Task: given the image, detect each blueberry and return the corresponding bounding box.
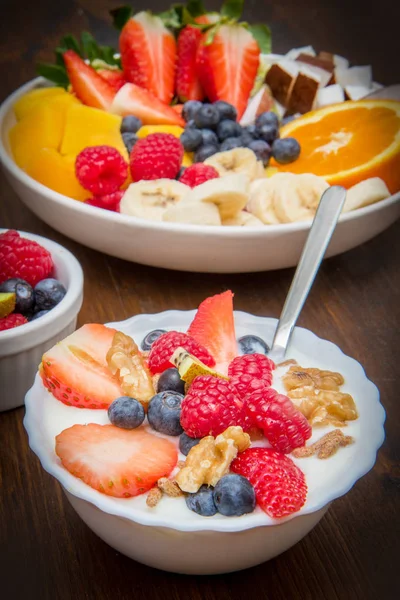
[200,129,219,147]
[271,138,301,164]
[147,391,184,436]
[213,474,256,516]
[29,309,50,321]
[0,278,34,315]
[245,124,258,138]
[121,115,142,134]
[34,278,66,311]
[194,104,220,129]
[255,111,279,129]
[238,334,270,355]
[216,120,242,142]
[122,132,138,154]
[185,119,196,129]
[180,129,203,152]
[179,432,201,456]
[220,137,244,152]
[108,396,145,429]
[186,485,218,516]
[240,131,254,147]
[157,368,185,395]
[281,115,297,127]
[182,100,203,122]
[213,100,237,122]
[248,140,271,166]
[194,144,219,163]
[257,124,279,144]
[141,329,167,351]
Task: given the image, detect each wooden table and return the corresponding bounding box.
[1,1,399,598]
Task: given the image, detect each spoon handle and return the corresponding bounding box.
[270,186,346,362]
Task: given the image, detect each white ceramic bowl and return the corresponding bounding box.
[0,230,83,411]
[1,78,400,273]
[23,310,385,574]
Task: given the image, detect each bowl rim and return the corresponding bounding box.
[0,229,83,351]
[23,310,386,533]
[1,76,399,238]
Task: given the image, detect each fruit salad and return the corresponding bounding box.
[8,0,399,225]
[0,230,67,330]
[39,291,358,521]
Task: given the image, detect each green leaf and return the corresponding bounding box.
[98,46,121,68]
[248,23,272,54]
[220,0,244,20]
[110,5,133,30]
[81,31,101,62]
[55,47,66,67]
[186,0,206,17]
[59,34,82,56]
[36,63,70,88]
[204,24,220,45]
[158,7,182,30]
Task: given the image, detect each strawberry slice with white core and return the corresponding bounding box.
[56,424,178,497]
[120,11,176,105]
[111,83,184,126]
[63,50,116,110]
[196,24,260,119]
[41,324,123,409]
[187,290,238,374]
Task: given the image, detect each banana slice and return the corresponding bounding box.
[204,148,265,181]
[222,211,264,226]
[246,177,282,224]
[342,177,390,213]
[272,173,330,223]
[120,180,190,221]
[162,201,221,225]
[188,173,250,220]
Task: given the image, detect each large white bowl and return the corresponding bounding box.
[23,310,385,574]
[0,230,83,411]
[1,78,400,273]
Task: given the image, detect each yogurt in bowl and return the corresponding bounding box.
[23,293,385,574]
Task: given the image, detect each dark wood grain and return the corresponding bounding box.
[0,1,399,598]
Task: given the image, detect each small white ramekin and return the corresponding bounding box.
[0,230,83,411]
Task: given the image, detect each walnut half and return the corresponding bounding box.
[175,426,251,493]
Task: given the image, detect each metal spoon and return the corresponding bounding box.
[269,186,346,363]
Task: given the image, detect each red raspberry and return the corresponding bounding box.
[85,190,124,211]
[179,164,219,187]
[0,313,28,331]
[148,331,215,374]
[75,146,128,195]
[245,388,312,453]
[0,230,53,287]
[130,133,184,182]
[231,447,307,518]
[180,375,244,437]
[229,353,275,402]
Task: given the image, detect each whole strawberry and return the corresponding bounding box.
[176,25,205,102]
[0,230,53,287]
[180,375,244,438]
[245,387,312,453]
[130,133,184,182]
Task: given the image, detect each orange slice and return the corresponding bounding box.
[274,100,400,194]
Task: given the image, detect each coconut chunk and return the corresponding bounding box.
[316,84,345,107]
[333,54,350,70]
[265,61,299,105]
[335,65,372,89]
[286,46,316,60]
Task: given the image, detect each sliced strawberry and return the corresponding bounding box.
[97,68,127,92]
[63,50,115,110]
[196,24,260,119]
[176,26,205,102]
[120,11,176,105]
[111,82,184,126]
[56,424,178,498]
[187,290,238,374]
[41,324,123,409]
